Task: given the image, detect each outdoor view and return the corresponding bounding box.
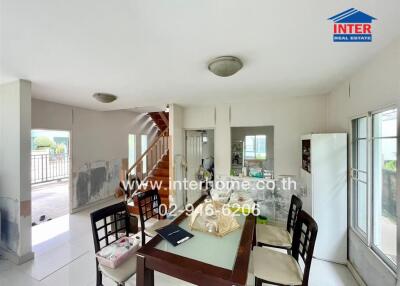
[245,135,267,160]
[373,109,397,265]
[31,129,70,226]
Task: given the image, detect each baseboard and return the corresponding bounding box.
[70,195,120,214]
[347,261,367,286]
[0,248,34,265]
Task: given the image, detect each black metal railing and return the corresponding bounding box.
[31,153,70,184]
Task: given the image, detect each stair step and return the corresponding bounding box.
[157,161,169,168]
[139,185,169,196]
[147,175,169,182]
[152,168,169,176]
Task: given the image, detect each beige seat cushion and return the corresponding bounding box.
[99,254,136,283]
[256,224,292,248]
[252,246,303,285]
[145,219,171,237]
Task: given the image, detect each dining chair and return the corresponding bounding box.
[252,210,318,286]
[90,202,136,286]
[136,188,170,246]
[256,195,302,252]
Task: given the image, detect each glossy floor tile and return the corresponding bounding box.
[0,198,360,286]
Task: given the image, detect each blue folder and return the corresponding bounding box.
[155,224,194,246]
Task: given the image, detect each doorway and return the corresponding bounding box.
[185,129,214,204]
[31,129,71,226]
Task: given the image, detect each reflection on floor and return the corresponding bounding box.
[31,180,69,225]
[0,198,360,286]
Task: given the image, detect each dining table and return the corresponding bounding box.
[136,195,256,286]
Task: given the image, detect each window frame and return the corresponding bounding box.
[350,114,370,243]
[350,106,398,271]
[370,107,398,270]
[128,134,136,171]
[141,134,148,174]
[244,134,267,160]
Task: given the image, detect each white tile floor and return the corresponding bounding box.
[0,198,360,286]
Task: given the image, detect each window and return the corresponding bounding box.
[351,117,368,236]
[128,134,136,170]
[245,135,267,160]
[141,135,148,174]
[351,108,398,269]
[372,109,397,266]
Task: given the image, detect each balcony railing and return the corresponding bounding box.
[31,153,70,184]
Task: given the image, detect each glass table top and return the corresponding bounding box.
[155,214,246,270]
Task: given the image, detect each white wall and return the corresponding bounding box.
[32,99,158,211]
[0,80,33,263]
[326,38,400,286]
[169,104,185,207]
[180,95,327,177]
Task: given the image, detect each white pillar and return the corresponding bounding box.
[169,104,184,208]
[0,79,34,264]
[214,104,231,177]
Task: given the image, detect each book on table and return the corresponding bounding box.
[155,224,194,246]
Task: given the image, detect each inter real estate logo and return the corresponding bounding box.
[328,8,376,42]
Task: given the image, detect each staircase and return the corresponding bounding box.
[120,113,170,215]
[148,111,169,132]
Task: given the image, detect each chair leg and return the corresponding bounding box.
[255,277,262,286]
[141,230,146,246]
[96,269,103,286]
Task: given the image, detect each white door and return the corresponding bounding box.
[186,131,203,204]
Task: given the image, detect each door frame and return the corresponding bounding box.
[184,128,215,204]
[31,128,73,215]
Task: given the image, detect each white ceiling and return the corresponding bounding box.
[1,1,399,111]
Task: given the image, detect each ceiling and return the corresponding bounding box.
[1,1,399,111]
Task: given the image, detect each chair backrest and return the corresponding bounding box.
[291,210,318,286]
[286,195,303,236]
[136,188,162,229]
[90,202,130,253]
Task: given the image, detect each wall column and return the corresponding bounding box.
[0,79,34,264]
[214,104,231,177]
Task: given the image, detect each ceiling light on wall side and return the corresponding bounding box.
[208,56,243,77]
[93,93,118,103]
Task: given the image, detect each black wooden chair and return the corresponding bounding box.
[90,202,137,286]
[252,210,318,286]
[136,188,170,246]
[256,195,302,252]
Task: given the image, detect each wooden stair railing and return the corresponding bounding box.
[119,129,169,215]
[126,129,169,182]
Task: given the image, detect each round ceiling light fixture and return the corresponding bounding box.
[93,93,118,103]
[208,56,243,77]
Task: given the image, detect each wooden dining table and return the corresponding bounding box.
[136,195,256,286]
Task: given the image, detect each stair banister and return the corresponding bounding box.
[127,129,168,177]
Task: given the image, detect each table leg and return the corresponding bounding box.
[136,254,154,286]
[252,218,256,249]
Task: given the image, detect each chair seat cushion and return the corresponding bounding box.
[252,246,303,285]
[256,224,292,248]
[145,219,171,237]
[99,254,137,283]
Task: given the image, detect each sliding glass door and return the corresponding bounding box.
[372,108,397,267]
[351,116,368,237]
[351,107,398,270]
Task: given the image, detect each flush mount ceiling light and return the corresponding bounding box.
[93,93,118,103]
[208,56,243,77]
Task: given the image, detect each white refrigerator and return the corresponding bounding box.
[300,133,347,264]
